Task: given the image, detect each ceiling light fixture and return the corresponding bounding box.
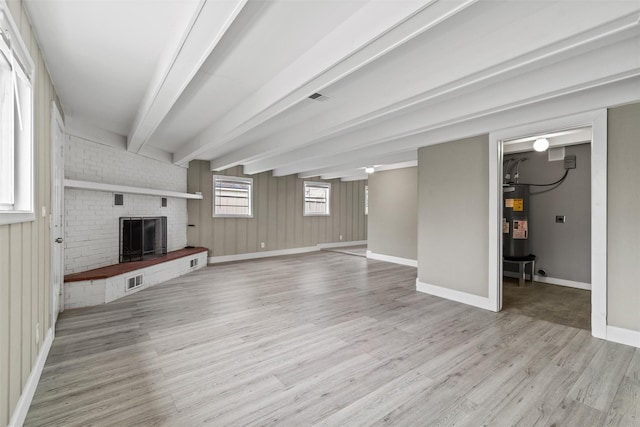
[533,138,549,152]
[365,166,375,174]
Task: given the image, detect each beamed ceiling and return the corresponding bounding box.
[24,0,640,180]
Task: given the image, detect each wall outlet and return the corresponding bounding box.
[260,242,265,249]
[339,235,343,241]
[35,323,40,345]
[555,215,566,223]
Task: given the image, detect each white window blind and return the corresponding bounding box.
[213,175,253,217]
[304,182,330,216]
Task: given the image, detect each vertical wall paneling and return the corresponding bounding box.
[0,225,8,426]
[188,162,367,258]
[0,1,61,424]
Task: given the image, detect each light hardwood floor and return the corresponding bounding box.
[25,251,639,426]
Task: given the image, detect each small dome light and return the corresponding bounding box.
[533,138,549,152]
[365,167,375,174]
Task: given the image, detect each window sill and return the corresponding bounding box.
[0,211,36,226]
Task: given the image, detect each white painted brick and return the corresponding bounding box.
[64,136,188,274]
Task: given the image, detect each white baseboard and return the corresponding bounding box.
[209,241,368,264]
[416,279,495,311]
[9,328,54,427]
[209,246,318,264]
[318,240,367,249]
[366,251,417,267]
[503,271,591,290]
[606,325,640,349]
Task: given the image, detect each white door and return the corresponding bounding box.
[51,102,64,325]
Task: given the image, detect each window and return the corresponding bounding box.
[0,7,34,225]
[304,181,330,216]
[365,185,368,215]
[213,175,253,217]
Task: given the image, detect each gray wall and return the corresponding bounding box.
[0,1,61,424]
[368,167,417,261]
[504,144,591,283]
[608,103,640,332]
[187,162,367,256]
[417,135,489,297]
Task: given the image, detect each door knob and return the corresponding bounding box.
[55,237,63,243]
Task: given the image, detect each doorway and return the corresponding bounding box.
[488,110,607,339]
[501,131,591,329]
[50,102,64,326]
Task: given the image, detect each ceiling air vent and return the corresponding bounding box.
[308,92,328,101]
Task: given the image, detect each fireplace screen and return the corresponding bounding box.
[119,217,167,262]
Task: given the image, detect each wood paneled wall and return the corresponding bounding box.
[187,162,367,257]
[0,1,61,425]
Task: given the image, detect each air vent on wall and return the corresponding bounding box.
[190,258,198,268]
[126,274,143,291]
[114,193,124,206]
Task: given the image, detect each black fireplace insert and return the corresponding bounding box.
[119,216,167,262]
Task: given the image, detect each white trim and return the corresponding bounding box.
[8,327,54,427]
[209,241,368,263]
[489,109,608,340]
[63,179,202,200]
[50,101,64,328]
[209,246,319,264]
[606,326,640,349]
[366,250,417,267]
[318,240,367,249]
[503,271,591,290]
[212,174,253,218]
[303,181,331,216]
[416,279,495,312]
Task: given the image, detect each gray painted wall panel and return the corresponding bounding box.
[418,135,489,297]
[0,1,60,422]
[504,144,591,283]
[607,103,640,331]
[188,163,367,256]
[368,167,418,261]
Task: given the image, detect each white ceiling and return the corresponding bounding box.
[24,0,640,180]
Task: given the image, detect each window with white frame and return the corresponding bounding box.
[213,175,253,217]
[304,182,330,216]
[0,7,34,225]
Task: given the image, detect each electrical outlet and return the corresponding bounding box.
[556,215,566,223]
[35,323,40,345]
[339,235,343,241]
[260,242,265,249]
[564,155,576,170]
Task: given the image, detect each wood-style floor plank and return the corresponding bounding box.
[24,251,640,426]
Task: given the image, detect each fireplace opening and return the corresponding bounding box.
[120,217,167,262]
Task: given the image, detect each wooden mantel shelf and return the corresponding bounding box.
[64,179,203,200]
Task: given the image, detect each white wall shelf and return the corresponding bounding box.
[64,179,203,200]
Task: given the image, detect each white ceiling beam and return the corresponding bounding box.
[317,160,418,180]
[250,30,640,176]
[290,151,418,179]
[340,174,369,182]
[127,0,248,154]
[176,0,480,166]
[207,0,482,171]
[277,75,640,178]
[230,12,640,175]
